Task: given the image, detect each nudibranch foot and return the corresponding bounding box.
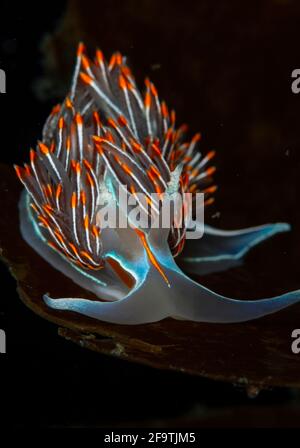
[42,222,300,325]
[43,257,300,325]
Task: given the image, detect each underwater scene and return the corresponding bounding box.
[1,0,300,431]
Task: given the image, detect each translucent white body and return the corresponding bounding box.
[20,190,300,324]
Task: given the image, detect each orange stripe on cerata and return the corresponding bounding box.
[38,215,50,228]
[106,257,135,289]
[206,150,216,160]
[80,190,86,206]
[130,139,143,153]
[46,183,53,197]
[205,166,216,176]
[65,97,73,109]
[92,225,100,237]
[202,185,218,194]
[30,203,39,214]
[29,149,36,163]
[95,144,104,156]
[77,42,85,57]
[144,91,151,108]
[109,53,116,70]
[144,77,151,89]
[115,52,122,65]
[161,101,169,118]
[80,250,95,264]
[107,117,117,129]
[93,111,102,126]
[38,142,49,155]
[51,104,61,115]
[121,65,132,79]
[79,71,93,85]
[118,74,127,90]
[58,117,65,129]
[75,161,81,175]
[150,82,158,97]
[24,164,31,176]
[86,171,94,187]
[192,132,201,143]
[71,191,77,208]
[189,184,197,193]
[95,49,104,64]
[49,141,55,153]
[134,228,170,287]
[83,214,89,229]
[122,163,133,176]
[118,115,128,127]
[47,241,59,251]
[66,136,71,151]
[75,113,83,126]
[204,197,215,206]
[105,131,115,143]
[81,54,91,71]
[151,143,162,157]
[170,110,176,125]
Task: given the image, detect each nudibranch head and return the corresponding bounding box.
[15,43,299,325]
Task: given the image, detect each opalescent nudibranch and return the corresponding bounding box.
[15,43,300,324]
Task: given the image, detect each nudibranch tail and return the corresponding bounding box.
[43,279,300,325]
[15,42,299,325]
[179,222,291,275]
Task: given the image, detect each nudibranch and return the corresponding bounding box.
[15,43,299,324]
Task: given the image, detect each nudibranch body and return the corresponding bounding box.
[15,43,299,324]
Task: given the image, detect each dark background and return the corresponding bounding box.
[1,0,299,428]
